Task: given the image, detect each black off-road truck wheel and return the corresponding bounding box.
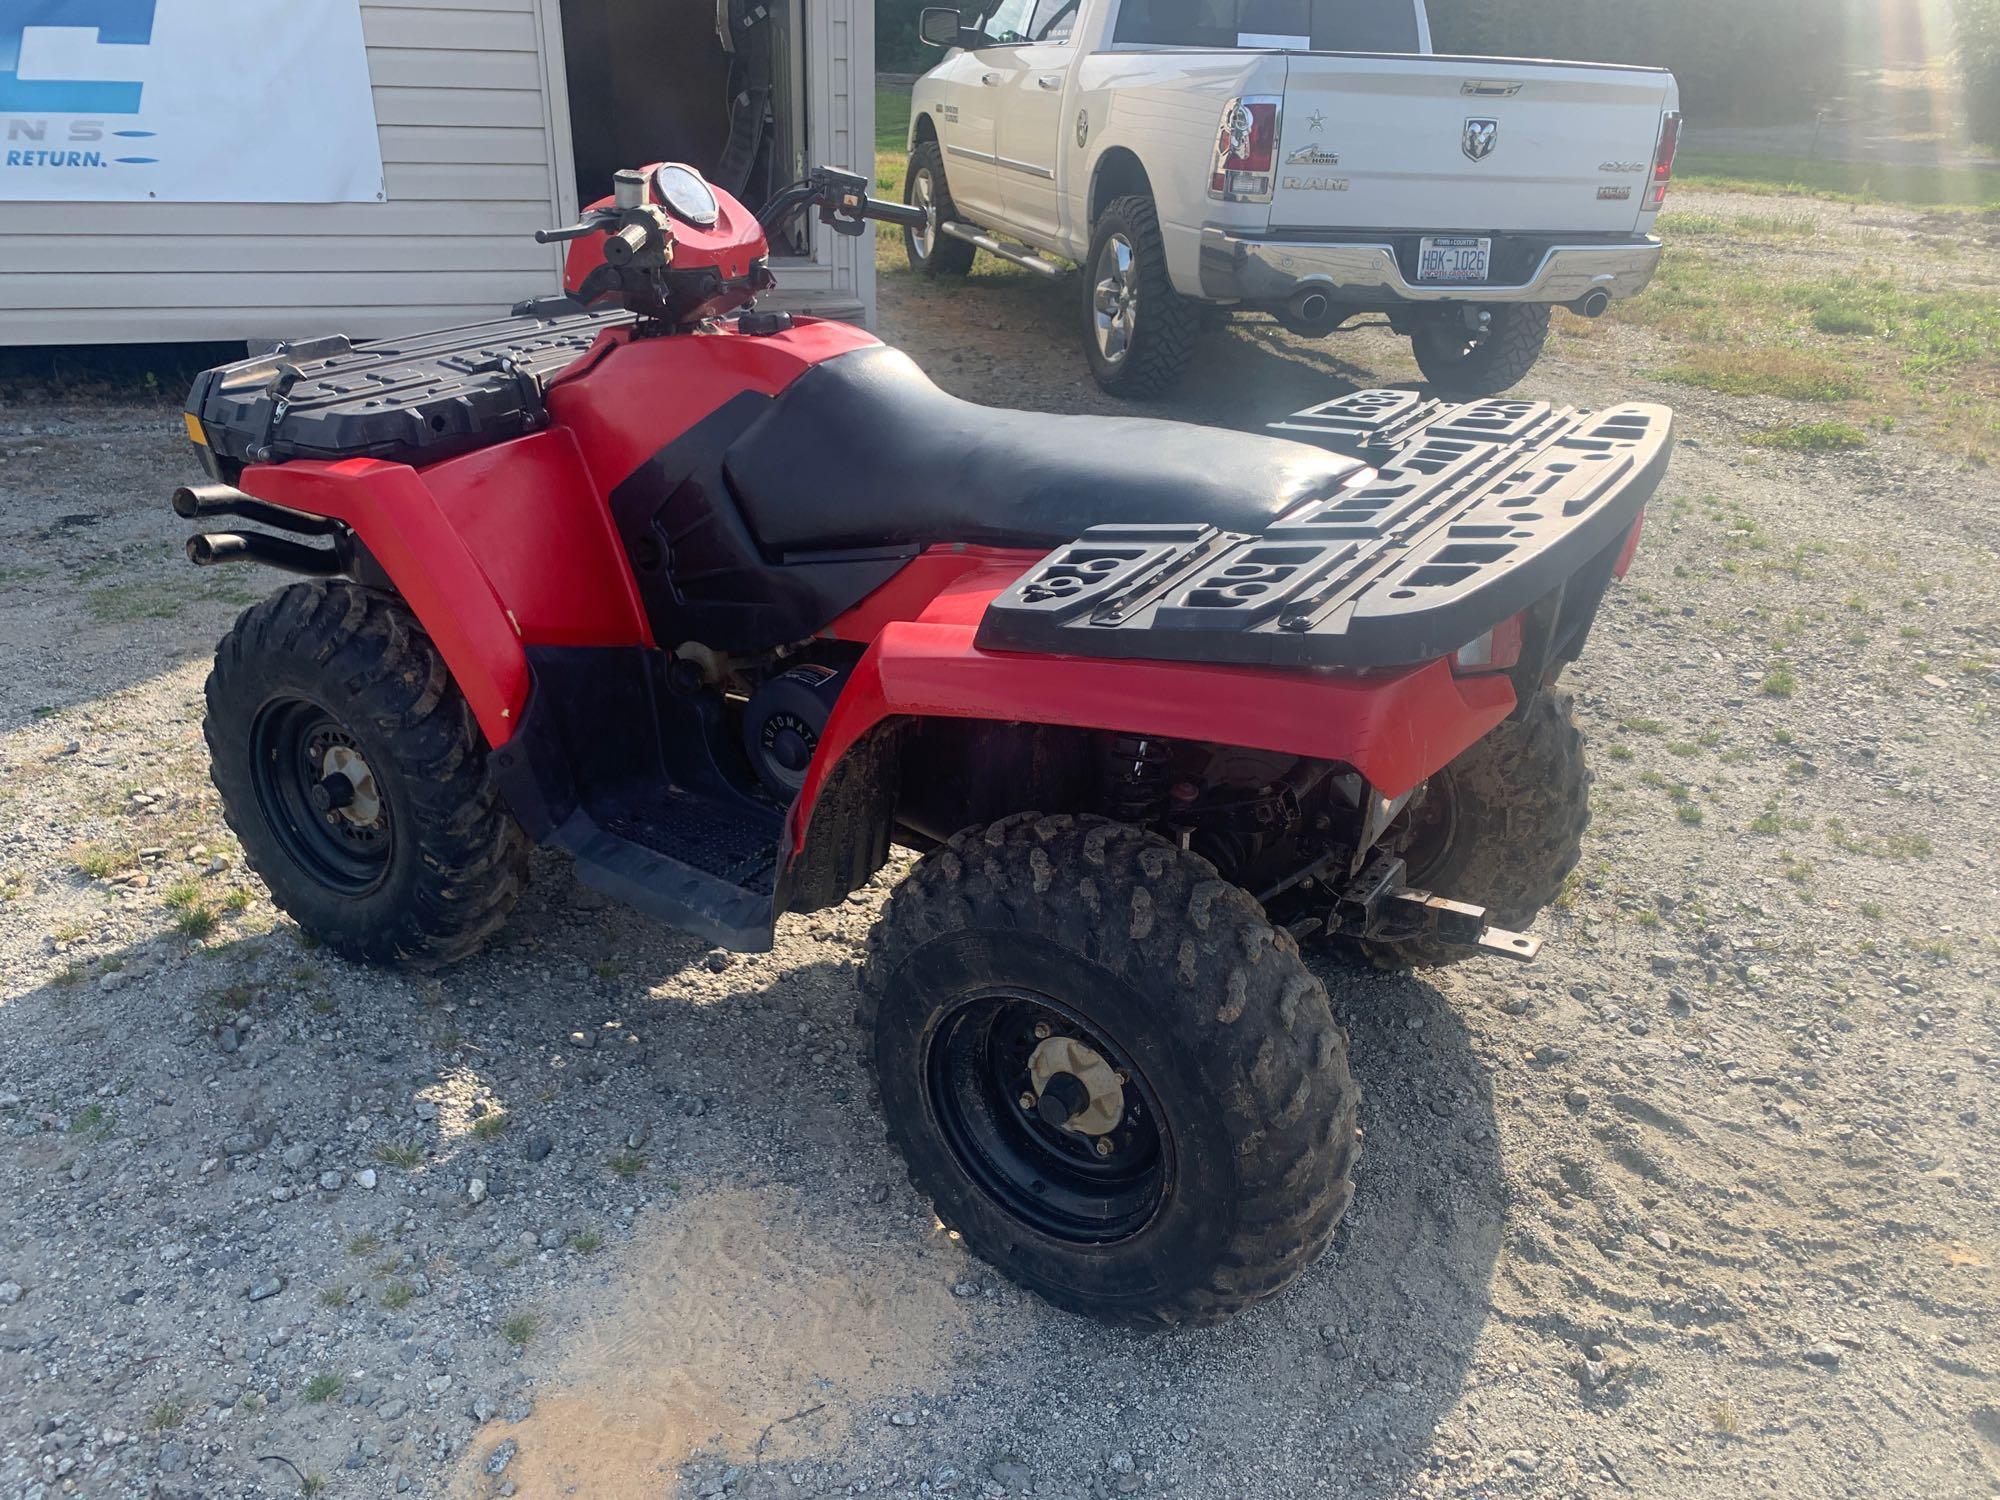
[204,581,528,968]
[904,141,975,278]
[860,814,1359,1326]
[1082,196,1201,398]
[1367,687,1591,970]
[1411,304,1552,398]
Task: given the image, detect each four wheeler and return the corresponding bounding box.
[174,158,1672,1326]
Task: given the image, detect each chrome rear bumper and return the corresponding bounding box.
[1198,231,1663,308]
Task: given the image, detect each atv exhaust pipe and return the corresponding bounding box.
[173,483,344,537]
[1576,289,1612,318]
[187,530,347,577]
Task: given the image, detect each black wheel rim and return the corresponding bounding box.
[924,988,1170,1245]
[249,697,393,897]
[1398,772,1462,889]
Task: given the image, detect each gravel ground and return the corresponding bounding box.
[1,187,1997,1500]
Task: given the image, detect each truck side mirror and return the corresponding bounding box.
[919,7,965,46]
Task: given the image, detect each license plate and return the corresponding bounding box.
[1417,235,1491,282]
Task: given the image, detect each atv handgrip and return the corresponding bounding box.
[601,223,651,266]
[534,223,598,244]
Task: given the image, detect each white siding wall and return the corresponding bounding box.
[0,0,875,345]
[0,0,569,346]
[757,0,875,322]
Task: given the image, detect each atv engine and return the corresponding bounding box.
[742,661,850,800]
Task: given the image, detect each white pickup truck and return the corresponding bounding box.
[902,0,1681,398]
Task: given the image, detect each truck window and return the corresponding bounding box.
[981,0,1037,43]
[1031,0,1080,40]
[1308,0,1419,50]
[1113,0,1419,51]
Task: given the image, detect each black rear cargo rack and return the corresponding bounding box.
[976,389,1672,670]
[185,307,636,479]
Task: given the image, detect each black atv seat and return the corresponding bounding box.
[723,346,1365,554]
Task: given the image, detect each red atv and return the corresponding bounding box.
[174,162,1670,1326]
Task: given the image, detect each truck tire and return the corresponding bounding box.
[903,141,975,278]
[1366,688,1590,970]
[1082,196,1201,398]
[860,814,1359,1326]
[1411,304,1552,398]
[204,581,528,969]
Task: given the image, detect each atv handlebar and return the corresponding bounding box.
[759,166,930,238]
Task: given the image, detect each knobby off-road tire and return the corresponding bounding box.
[1411,303,1552,398]
[205,581,528,968]
[903,141,975,278]
[1082,196,1201,398]
[860,814,1359,1326]
[1367,687,1590,970]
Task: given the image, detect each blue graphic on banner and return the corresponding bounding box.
[0,0,157,114]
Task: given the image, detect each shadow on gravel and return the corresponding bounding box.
[0,857,1503,1496]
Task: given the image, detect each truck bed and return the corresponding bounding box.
[975,389,1672,669]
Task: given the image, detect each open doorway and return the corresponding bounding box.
[557,0,811,257]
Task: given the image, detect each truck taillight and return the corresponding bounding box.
[1649,111,1682,209]
[1209,96,1280,203]
[1452,614,1525,676]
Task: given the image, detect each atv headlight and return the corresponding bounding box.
[654,164,719,227]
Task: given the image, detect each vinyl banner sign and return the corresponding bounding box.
[0,0,385,202]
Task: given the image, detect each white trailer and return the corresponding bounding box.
[0,0,877,346]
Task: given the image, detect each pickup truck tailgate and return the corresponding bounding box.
[1270,58,1674,234]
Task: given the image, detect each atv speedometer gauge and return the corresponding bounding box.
[654,164,719,227]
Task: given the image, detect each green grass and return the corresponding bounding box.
[375,1142,423,1169]
[570,1227,604,1254]
[1747,421,1870,453]
[1676,150,2000,210]
[1760,667,1800,698]
[1811,305,1878,336]
[172,904,218,939]
[501,1312,538,1349]
[1623,240,1999,461]
[149,1397,189,1431]
[1657,348,1865,402]
[876,87,912,189]
[469,1111,510,1143]
[1827,820,1934,860]
[303,1373,342,1404]
[380,1279,416,1311]
[609,1148,647,1179]
[74,845,130,879]
[161,878,204,911]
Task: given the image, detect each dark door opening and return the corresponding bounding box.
[558,0,809,256]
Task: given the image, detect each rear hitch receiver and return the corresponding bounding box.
[1331,853,1542,962]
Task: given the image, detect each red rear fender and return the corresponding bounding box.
[786,622,1515,856]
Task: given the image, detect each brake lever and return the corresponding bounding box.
[534,210,616,245]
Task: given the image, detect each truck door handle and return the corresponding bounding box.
[1036,74,1063,89]
[981,71,1001,85]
